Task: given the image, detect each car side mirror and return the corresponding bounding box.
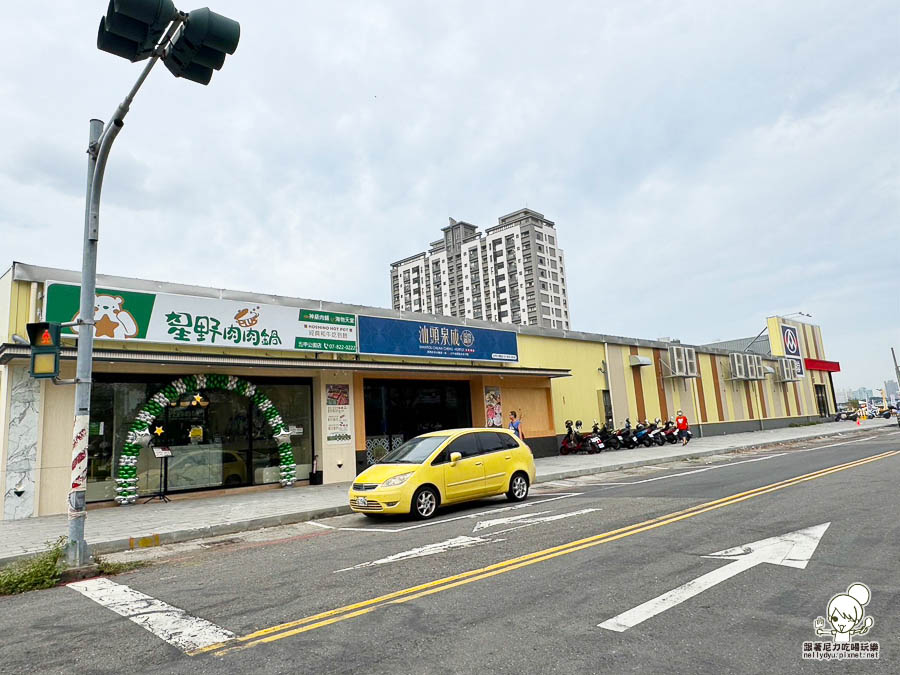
[450,451,462,465]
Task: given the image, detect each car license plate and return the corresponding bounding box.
[357,496,368,507]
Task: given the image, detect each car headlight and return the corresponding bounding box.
[382,472,414,488]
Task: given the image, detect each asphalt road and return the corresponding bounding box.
[1,428,898,674]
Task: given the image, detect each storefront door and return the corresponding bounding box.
[157,389,252,492]
[362,379,472,467]
[815,384,829,418]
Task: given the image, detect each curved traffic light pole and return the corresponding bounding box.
[67,16,185,567]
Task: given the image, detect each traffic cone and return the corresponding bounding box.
[856,418,861,426]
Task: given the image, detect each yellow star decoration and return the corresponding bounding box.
[154,426,164,436]
[192,393,204,405]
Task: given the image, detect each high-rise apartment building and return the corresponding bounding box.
[390,208,570,329]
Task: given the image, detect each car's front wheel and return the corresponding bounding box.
[506,472,529,502]
[412,486,439,519]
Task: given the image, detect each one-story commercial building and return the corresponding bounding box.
[0,262,840,519]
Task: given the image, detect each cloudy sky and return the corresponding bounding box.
[1,1,897,391]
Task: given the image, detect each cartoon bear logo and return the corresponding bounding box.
[72,295,138,339]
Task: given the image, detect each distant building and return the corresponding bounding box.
[389,208,570,330]
[849,387,873,401]
[885,380,899,397]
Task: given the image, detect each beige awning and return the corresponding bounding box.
[0,344,570,378]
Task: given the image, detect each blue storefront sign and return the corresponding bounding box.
[357,316,518,362]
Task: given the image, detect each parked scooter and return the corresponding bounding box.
[648,418,666,446]
[615,419,638,449]
[560,419,604,454]
[633,420,653,448]
[591,420,621,450]
[661,420,680,444]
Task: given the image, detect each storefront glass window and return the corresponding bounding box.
[87,375,313,501]
[87,380,162,502]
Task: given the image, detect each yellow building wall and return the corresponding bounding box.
[516,334,607,434]
[6,280,34,340]
[38,362,74,517]
[517,332,833,432]
[0,269,12,342]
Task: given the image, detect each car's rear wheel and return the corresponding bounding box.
[506,472,529,502]
[412,486,439,519]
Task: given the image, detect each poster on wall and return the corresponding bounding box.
[485,386,502,428]
[326,384,351,444]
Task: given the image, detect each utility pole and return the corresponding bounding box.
[65,0,240,567]
[892,348,900,391]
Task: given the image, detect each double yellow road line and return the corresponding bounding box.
[192,449,899,657]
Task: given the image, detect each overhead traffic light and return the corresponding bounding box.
[163,8,240,85]
[97,0,178,62]
[25,322,62,379]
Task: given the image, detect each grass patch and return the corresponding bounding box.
[94,556,147,576]
[0,536,66,595]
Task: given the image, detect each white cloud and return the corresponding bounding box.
[0,0,897,386]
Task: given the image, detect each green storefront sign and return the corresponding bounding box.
[44,282,358,354]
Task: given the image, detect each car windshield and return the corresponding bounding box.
[379,435,447,464]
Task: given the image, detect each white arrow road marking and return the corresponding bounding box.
[472,511,554,532]
[335,493,581,533]
[472,509,600,535]
[335,535,496,572]
[68,578,234,652]
[488,508,599,535]
[598,522,831,632]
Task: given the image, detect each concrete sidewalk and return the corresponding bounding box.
[1,418,895,566]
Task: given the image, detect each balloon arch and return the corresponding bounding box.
[115,374,296,504]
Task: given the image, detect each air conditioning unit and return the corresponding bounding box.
[752,354,764,379]
[777,358,798,382]
[665,345,698,378]
[744,353,759,380]
[684,347,698,377]
[668,345,686,376]
[729,352,746,379]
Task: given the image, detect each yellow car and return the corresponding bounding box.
[349,428,536,519]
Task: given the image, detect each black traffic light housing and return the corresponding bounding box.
[97,0,177,62]
[26,322,62,379]
[163,7,240,85]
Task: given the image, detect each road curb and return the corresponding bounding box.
[86,504,355,558]
[0,421,892,568]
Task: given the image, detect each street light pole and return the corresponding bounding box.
[65,1,240,566]
[66,20,183,567]
[67,118,103,566]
